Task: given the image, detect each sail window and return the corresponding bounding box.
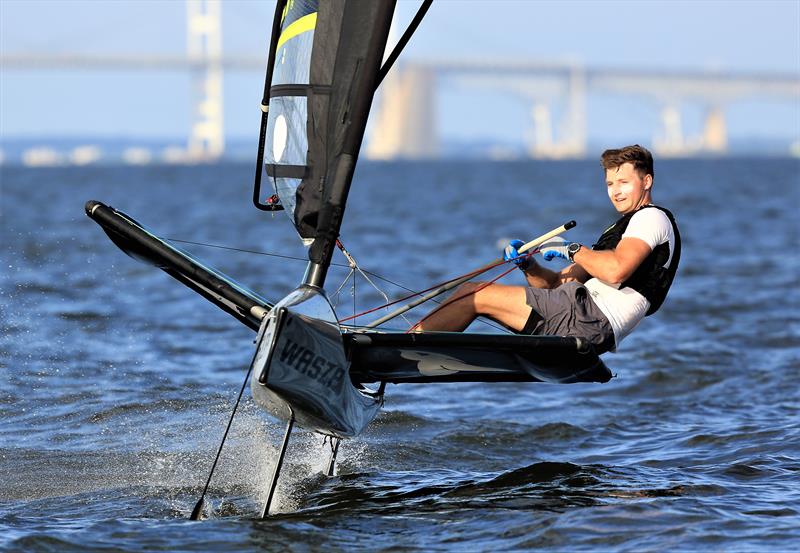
[266,95,308,218]
[265,1,317,235]
[272,114,288,162]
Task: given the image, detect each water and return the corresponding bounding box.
[1,158,799,551]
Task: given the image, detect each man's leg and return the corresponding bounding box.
[413,282,533,332]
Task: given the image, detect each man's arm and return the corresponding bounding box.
[517,229,654,288]
[522,258,591,289]
[570,237,652,285]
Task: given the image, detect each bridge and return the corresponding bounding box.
[367,60,800,159]
[2,1,798,162]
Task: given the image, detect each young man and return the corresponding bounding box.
[413,144,681,354]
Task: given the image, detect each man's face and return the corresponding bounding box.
[605,162,652,214]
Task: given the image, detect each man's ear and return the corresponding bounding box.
[644,174,653,191]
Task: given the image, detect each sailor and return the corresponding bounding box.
[414,144,681,354]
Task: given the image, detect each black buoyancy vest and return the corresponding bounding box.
[592,205,681,316]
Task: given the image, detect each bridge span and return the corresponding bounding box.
[367,60,800,159]
[3,56,798,159]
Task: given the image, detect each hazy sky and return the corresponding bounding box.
[1,0,798,145]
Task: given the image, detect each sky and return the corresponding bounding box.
[1,0,798,148]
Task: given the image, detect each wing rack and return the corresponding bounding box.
[346,331,611,384]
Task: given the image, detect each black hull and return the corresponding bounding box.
[346,332,611,384]
[250,286,382,438]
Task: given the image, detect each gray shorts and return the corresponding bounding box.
[523,281,615,354]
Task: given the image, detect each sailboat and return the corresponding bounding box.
[86,0,611,517]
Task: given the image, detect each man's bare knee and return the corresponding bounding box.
[470,283,505,313]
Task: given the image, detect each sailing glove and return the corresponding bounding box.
[503,239,530,270]
[540,236,570,261]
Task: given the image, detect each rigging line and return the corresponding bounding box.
[358,267,414,328]
[164,236,512,332]
[164,238,417,286]
[376,0,433,87]
[163,237,456,300]
[335,248,506,331]
[407,264,520,332]
[338,268,514,334]
[336,239,413,328]
[337,252,535,324]
[166,237,361,271]
[336,269,512,334]
[330,266,355,309]
[352,267,509,333]
[353,268,357,326]
[342,315,511,334]
[166,238,316,263]
[189,354,256,520]
[359,268,423,294]
[336,261,505,323]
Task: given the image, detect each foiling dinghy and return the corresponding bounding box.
[86,0,611,519]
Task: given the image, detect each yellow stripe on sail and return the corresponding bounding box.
[277,12,317,51]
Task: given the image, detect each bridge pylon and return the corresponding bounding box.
[528,103,554,155]
[702,105,727,153]
[367,65,437,159]
[654,104,686,156]
[654,103,729,156]
[524,67,586,159]
[186,0,224,161]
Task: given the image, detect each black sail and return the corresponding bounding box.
[264,0,395,268]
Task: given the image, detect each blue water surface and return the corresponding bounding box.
[1,158,799,552]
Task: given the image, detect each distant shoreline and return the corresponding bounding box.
[1,136,797,167]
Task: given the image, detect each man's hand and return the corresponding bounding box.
[540,236,570,261]
[503,239,530,270]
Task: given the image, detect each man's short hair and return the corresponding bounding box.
[601,145,654,179]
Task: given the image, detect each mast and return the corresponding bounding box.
[303,1,396,288]
[305,1,433,288]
